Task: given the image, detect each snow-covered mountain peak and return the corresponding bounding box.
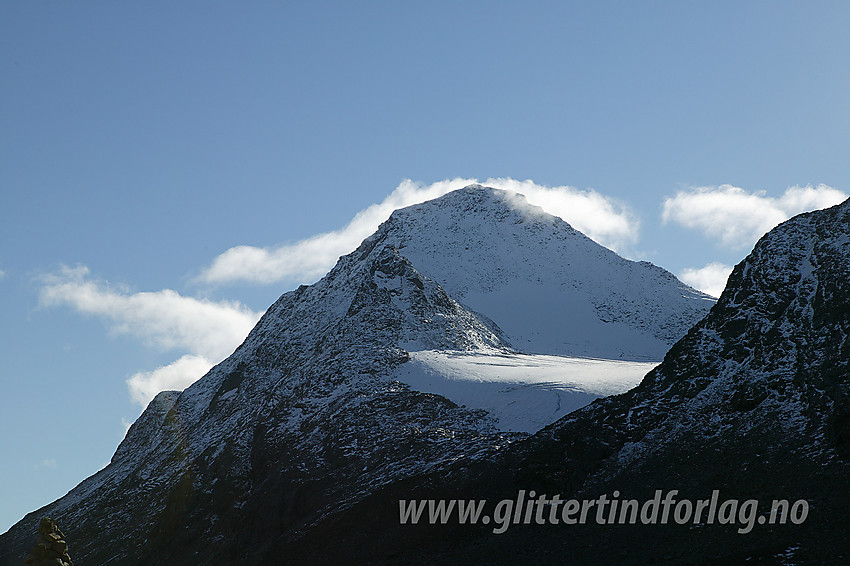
[382,184,582,242]
[389,184,562,226]
[362,184,713,360]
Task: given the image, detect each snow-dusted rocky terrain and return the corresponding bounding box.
[0,186,715,565]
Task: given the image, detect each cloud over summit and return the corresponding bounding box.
[679,262,734,299]
[197,178,641,287]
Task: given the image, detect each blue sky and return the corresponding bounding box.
[1,1,848,533]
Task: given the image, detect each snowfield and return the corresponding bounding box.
[394,350,657,432]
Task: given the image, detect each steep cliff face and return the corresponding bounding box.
[281,199,850,565]
[0,186,713,565]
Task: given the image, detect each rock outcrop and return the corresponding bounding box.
[23,518,73,566]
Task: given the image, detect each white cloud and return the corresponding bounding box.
[33,459,57,470]
[489,178,639,252]
[662,184,847,249]
[679,262,734,298]
[40,265,263,407]
[40,266,261,359]
[197,178,640,286]
[126,354,214,407]
[196,178,474,286]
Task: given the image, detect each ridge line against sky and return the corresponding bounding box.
[38,178,847,409]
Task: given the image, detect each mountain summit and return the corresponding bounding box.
[363,185,713,360]
[0,185,713,565]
